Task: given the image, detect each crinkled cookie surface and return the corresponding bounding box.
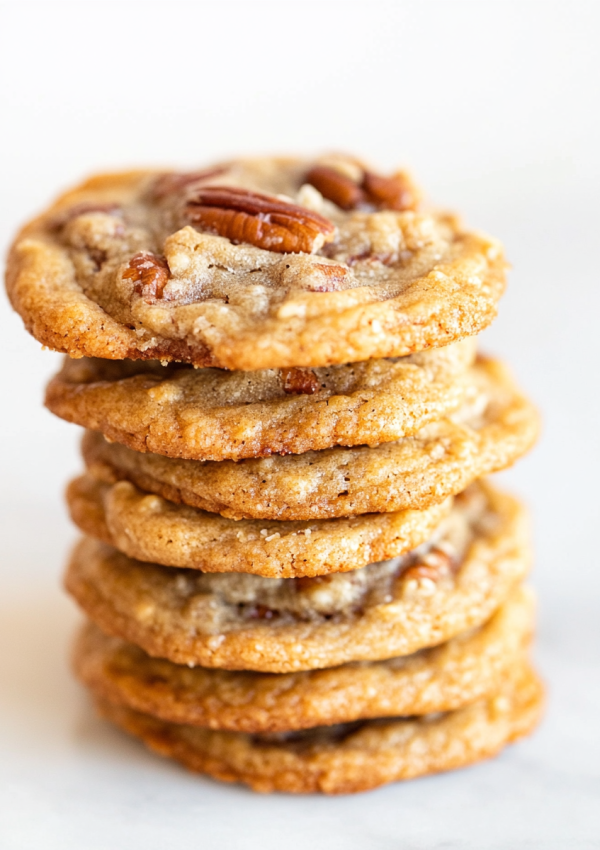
[46,339,476,460]
[94,663,544,794]
[7,156,506,369]
[64,482,530,672]
[66,473,452,578]
[82,357,539,520]
[74,587,534,732]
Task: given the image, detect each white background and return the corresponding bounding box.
[1,1,599,847]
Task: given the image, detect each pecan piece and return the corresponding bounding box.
[281,367,320,395]
[123,252,170,303]
[403,548,456,584]
[306,164,417,212]
[88,248,108,271]
[346,251,396,267]
[294,575,328,591]
[402,564,444,583]
[306,263,351,291]
[362,171,417,211]
[186,186,335,254]
[151,167,228,199]
[304,165,365,211]
[246,604,278,620]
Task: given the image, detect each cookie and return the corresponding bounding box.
[73,586,534,733]
[93,663,543,794]
[66,473,452,578]
[46,339,476,461]
[6,155,506,370]
[82,357,539,520]
[64,482,530,672]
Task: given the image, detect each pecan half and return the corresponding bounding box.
[186,186,335,254]
[123,252,170,302]
[306,165,417,212]
[281,367,320,395]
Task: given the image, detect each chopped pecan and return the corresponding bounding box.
[402,564,443,583]
[362,170,417,211]
[246,604,278,620]
[305,263,351,291]
[403,548,456,584]
[185,186,335,254]
[346,251,396,267]
[294,575,329,591]
[88,248,108,271]
[123,252,170,302]
[281,367,320,395]
[254,720,366,748]
[151,167,228,199]
[306,164,417,212]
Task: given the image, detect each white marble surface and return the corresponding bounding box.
[1,2,599,847]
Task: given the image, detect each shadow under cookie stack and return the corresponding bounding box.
[6,155,543,794]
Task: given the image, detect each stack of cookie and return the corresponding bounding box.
[6,155,543,794]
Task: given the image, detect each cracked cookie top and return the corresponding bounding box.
[7,155,506,369]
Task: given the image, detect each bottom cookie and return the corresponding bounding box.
[95,663,543,794]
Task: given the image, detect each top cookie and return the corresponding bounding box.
[6,155,506,370]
